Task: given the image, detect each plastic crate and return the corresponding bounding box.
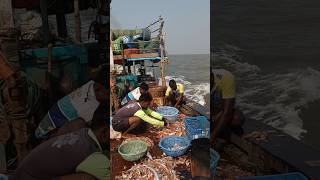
[236,172,308,180]
[210,148,220,178]
[156,106,179,123]
[159,136,191,157]
[184,116,210,140]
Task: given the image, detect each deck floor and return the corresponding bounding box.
[110,115,192,179]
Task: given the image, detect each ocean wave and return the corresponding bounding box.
[158,75,210,106]
[213,45,320,139]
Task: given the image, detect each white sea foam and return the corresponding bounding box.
[158,75,210,106]
[213,46,320,140]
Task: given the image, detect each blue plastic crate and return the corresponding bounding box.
[236,172,308,180]
[210,148,220,178]
[159,136,191,157]
[184,116,210,140]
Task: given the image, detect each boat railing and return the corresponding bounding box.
[111,16,165,59]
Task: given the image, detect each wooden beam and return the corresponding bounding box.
[40,0,49,44]
[56,0,67,38]
[74,0,81,43]
[0,0,14,32]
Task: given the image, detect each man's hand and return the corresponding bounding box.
[163,118,169,127]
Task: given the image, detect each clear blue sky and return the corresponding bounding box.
[110,0,210,55]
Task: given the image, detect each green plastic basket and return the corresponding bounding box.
[118,140,148,162]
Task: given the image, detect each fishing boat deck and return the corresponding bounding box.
[227,118,320,179]
[110,114,192,180]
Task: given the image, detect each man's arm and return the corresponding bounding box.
[174,84,185,107]
[210,98,235,144]
[174,93,183,108]
[134,110,165,127]
[164,87,171,105]
[50,118,87,138]
[145,108,163,120]
[76,152,109,180]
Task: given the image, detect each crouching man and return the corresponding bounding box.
[112,92,167,135]
[10,110,109,180]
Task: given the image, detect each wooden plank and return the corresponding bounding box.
[113,53,159,61]
[126,53,159,59]
[0,0,14,32]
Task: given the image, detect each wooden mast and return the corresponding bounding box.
[40,0,49,44]
[158,17,167,87]
[74,0,81,43]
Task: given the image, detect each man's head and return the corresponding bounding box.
[138,92,153,109]
[169,79,177,91]
[93,82,108,105]
[90,106,109,148]
[139,82,149,94]
[93,65,108,104]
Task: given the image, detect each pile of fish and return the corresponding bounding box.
[116,156,191,180]
[151,120,186,139]
[243,131,269,142]
[170,143,184,151]
[114,113,192,179]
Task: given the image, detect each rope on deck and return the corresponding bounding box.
[0,72,41,126]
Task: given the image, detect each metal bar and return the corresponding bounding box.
[152,28,161,33]
[146,18,162,28]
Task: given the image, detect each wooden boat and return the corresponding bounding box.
[0,0,109,174]
[215,118,320,179]
[109,17,211,179]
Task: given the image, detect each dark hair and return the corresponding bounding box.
[140,82,149,91]
[138,92,153,102]
[90,105,108,131]
[169,79,176,88]
[191,139,210,171]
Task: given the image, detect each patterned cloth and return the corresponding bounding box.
[35,81,100,139]
[121,87,141,106]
